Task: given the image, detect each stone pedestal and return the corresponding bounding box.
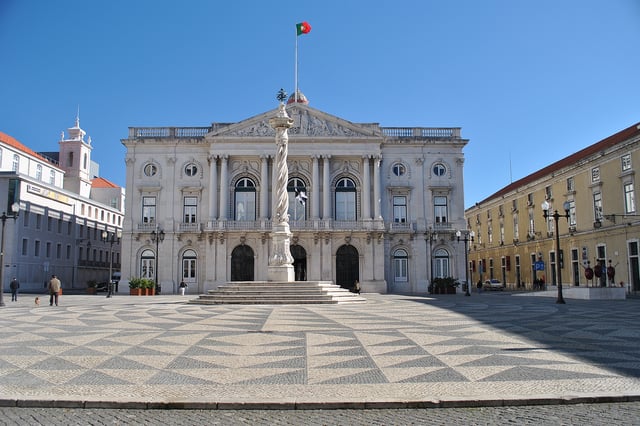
[268,223,295,282]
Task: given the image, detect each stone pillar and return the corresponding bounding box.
[268,101,295,281]
[373,155,382,219]
[260,155,269,219]
[311,155,320,219]
[362,155,371,220]
[219,155,228,220]
[322,155,331,220]
[208,155,218,220]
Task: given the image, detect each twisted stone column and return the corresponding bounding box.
[267,101,295,281]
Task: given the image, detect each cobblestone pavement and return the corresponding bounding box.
[1,402,640,425]
[1,291,640,410]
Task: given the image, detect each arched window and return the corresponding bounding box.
[235,178,256,221]
[141,249,155,280]
[287,177,307,221]
[182,249,197,285]
[12,154,19,172]
[394,249,408,282]
[335,177,356,220]
[434,248,451,278]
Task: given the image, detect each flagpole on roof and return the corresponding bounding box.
[294,22,311,104]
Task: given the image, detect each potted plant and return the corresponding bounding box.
[129,278,143,296]
[432,277,458,294]
[87,280,97,295]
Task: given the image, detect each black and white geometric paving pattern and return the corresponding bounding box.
[1,293,640,405]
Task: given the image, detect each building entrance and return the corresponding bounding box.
[336,245,359,290]
[291,244,307,281]
[231,245,254,281]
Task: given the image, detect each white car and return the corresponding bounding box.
[484,279,505,290]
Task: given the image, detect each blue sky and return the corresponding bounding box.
[1,1,639,207]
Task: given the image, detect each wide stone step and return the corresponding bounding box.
[189,280,366,305]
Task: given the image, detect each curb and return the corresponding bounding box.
[3,394,640,410]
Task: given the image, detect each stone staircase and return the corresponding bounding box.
[189,281,367,305]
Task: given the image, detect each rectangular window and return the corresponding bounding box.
[566,176,575,192]
[527,193,533,206]
[66,245,71,260]
[528,210,535,236]
[36,214,42,230]
[23,211,29,227]
[545,186,553,200]
[36,164,42,181]
[434,196,447,223]
[567,199,576,226]
[591,167,600,183]
[22,238,27,256]
[335,192,356,221]
[593,192,603,221]
[183,197,197,223]
[46,242,51,258]
[34,240,40,257]
[142,196,156,224]
[47,217,53,232]
[624,182,636,213]
[235,192,257,221]
[50,170,55,185]
[56,243,62,259]
[394,256,408,282]
[393,196,407,223]
[622,154,632,171]
[513,215,519,240]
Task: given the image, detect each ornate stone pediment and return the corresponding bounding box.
[210,104,381,139]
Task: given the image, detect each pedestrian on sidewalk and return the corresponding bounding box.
[48,274,61,306]
[179,281,187,296]
[10,277,19,301]
[477,280,483,293]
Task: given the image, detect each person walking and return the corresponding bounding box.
[48,274,61,306]
[10,277,19,302]
[179,281,187,296]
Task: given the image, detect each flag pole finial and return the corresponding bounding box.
[277,88,288,103]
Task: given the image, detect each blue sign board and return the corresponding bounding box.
[535,261,545,271]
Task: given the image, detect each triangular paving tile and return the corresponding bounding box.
[67,369,133,385]
[453,366,514,381]
[181,345,237,357]
[121,355,176,369]
[96,368,158,384]
[1,355,49,369]
[382,367,446,383]
[380,355,447,368]
[59,356,112,369]
[397,367,471,383]
[260,347,306,357]
[28,369,86,385]
[251,357,305,369]
[1,370,52,386]
[315,369,388,384]
[29,356,88,370]
[313,357,377,369]
[96,356,152,370]
[481,366,613,381]
[165,356,227,369]
[234,369,305,385]
[458,354,568,367]
[368,346,429,356]
[59,346,112,357]
[146,369,216,385]
[306,333,356,346]
[313,347,369,357]
[119,346,171,357]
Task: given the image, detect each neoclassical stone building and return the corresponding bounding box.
[120,95,469,295]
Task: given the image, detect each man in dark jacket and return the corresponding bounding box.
[10,277,19,302]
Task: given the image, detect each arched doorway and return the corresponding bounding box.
[290,244,307,281]
[231,245,254,281]
[181,249,197,288]
[336,245,359,290]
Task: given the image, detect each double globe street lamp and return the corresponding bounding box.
[0,202,20,307]
[456,229,475,296]
[541,200,571,304]
[150,227,165,294]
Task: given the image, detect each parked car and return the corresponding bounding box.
[483,279,505,290]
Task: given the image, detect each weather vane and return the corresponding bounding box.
[276,88,287,103]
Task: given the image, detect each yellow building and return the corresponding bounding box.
[465,122,640,294]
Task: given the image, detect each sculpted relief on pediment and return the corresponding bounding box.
[221,109,371,138]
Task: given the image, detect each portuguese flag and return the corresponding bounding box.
[296,21,311,36]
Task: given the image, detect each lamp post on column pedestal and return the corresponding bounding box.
[0,202,20,307]
[541,200,571,304]
[101,229,122,298]
[456,229,475,296]
[150,227,165,294]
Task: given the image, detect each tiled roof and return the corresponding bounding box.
[475,122,640,205]
[0,131,58,166]
[91,176,119,188]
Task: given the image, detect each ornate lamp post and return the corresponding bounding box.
[541,200,571,304]
[150,227,164,294]
[0,202,20,307]
[426,228,438,292]
[456,229,475,296]
[101,229,122,298]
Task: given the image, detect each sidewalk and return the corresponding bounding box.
[1,291,640,409]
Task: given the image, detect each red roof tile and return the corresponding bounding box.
[91,176,119,188]
[0,131,58,166]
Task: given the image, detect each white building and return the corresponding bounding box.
[120,95,468,295]
[0,118,125,293]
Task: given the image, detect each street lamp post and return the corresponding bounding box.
[542,200,571,304]
[101,229,122,298]
[456,229,475,296]
[427,228,438,292]
[150,227,164,294]
[0,202,20,307]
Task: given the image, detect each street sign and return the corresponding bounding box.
[535,261,545,271]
